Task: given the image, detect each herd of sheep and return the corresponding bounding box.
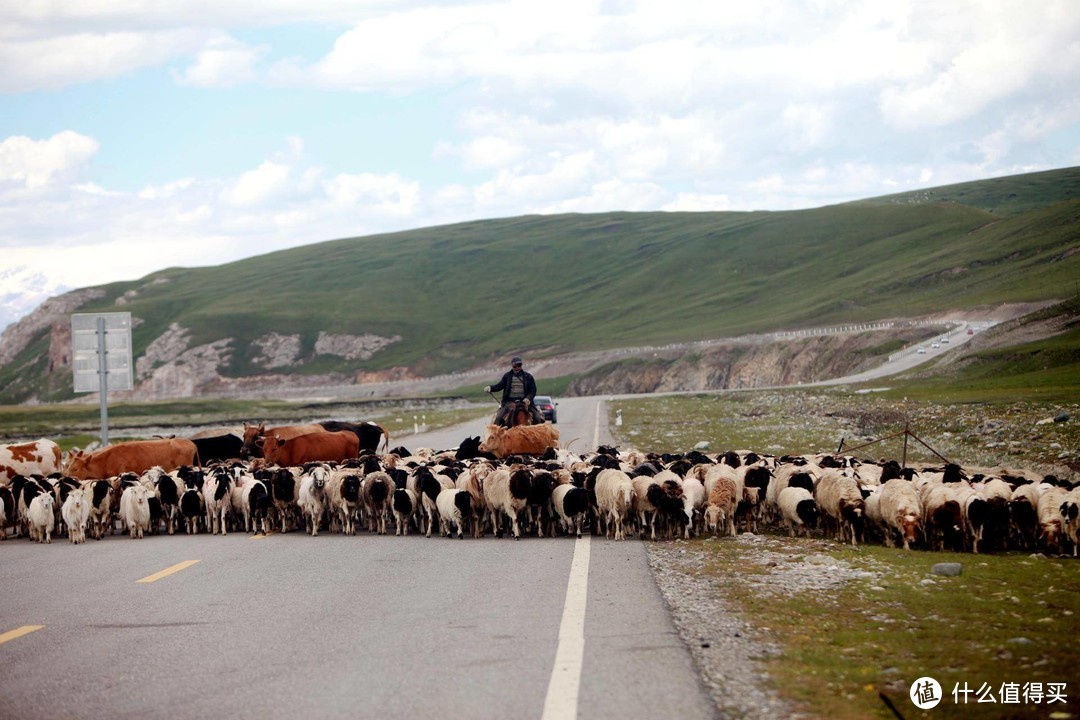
[3,438,1079,556]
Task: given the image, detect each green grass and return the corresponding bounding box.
[608,390,1079,471]
[687,536,1080,719]
[3,167,1078,404]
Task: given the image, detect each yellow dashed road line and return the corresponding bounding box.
[0,625,45,646]
[136,560,201,584]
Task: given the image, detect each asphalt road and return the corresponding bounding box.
[0,397,718,720]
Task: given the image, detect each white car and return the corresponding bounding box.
[941,336,950,343]
[917,347,927,354]
[931,342,940,349]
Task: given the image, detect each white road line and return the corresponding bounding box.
[541,535,592,720]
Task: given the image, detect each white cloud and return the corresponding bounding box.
[173,36,267,87]
[224,161,291,207]
[322,172,421,216]
[0,29,212,92]
[0,131,100,189]
[1,0,1078,332]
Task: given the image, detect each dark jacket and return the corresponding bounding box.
[490,369,537,405]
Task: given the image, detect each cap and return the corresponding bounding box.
[511,356,522,365]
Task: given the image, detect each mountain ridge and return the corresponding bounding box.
[1,166,1077,404]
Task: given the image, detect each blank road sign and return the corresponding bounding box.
[72,312,134,392]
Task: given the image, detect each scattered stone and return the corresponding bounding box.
[1006,637,1033,645]
[648,544,792,720]
[1054,412,1070,423]
[693,441,711,450]
[920,578,937,586]
[932,562,963,577]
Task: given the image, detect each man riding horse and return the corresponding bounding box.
[485,356,544,427]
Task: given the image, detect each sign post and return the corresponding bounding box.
[72,312,133,446]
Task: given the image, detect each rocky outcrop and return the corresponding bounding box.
[252,333,302,369]
[315,332,401,361]
[136,338,234,400]
[0,288,105,366]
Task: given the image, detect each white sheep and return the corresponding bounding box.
[777,486,818,538]
[1037,485,1070,555]
[814,469,865,546]
[415,466,456,537]
[552,485,589,538]
[241,478,271,535]
[435,488,471,539]
[392,488,418,536]
[765,464,817,520]
[482,465,532,539]
[325,469,363,535]
[878,479,922,550]
[298,464,332,536]
[202,469,234,535]
[1008,482,1042,549]
[62,487,89,544]
[456,462,494,538]
[681,476,706,538]
[363,470,396,535]
[594,469,634,541]
[968,478,1013,553]
[28,492,55,543]
[120,483,152,539]
[920,482,972,552]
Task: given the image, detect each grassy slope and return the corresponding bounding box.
[2,167,1078,403]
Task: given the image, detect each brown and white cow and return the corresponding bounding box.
[0,439,62,484]
[65,439,199,480]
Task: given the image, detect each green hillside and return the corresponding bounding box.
[1,166,1078,403]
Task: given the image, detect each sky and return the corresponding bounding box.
[1,0,1079,331]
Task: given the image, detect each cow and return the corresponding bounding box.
[479,424,560,459]
[261,432,359,467]
[189,433,245,463]
[0,439,62,484]
[65,439,199,480]
[318,421,390,454]
[241,423,325,459]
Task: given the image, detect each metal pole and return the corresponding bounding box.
[901,421,909,470]
[97,317,109,446]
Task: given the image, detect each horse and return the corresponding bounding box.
[493,398,536,428]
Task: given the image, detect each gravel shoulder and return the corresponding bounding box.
[646,535,890,720]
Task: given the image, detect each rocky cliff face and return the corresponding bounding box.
[0,289,405,402]
[0,288,106,367]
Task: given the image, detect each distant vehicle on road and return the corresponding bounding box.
[917,347,927,354]
[941,336,950,343]
[534,395,558,423]
[932,342,940,349]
